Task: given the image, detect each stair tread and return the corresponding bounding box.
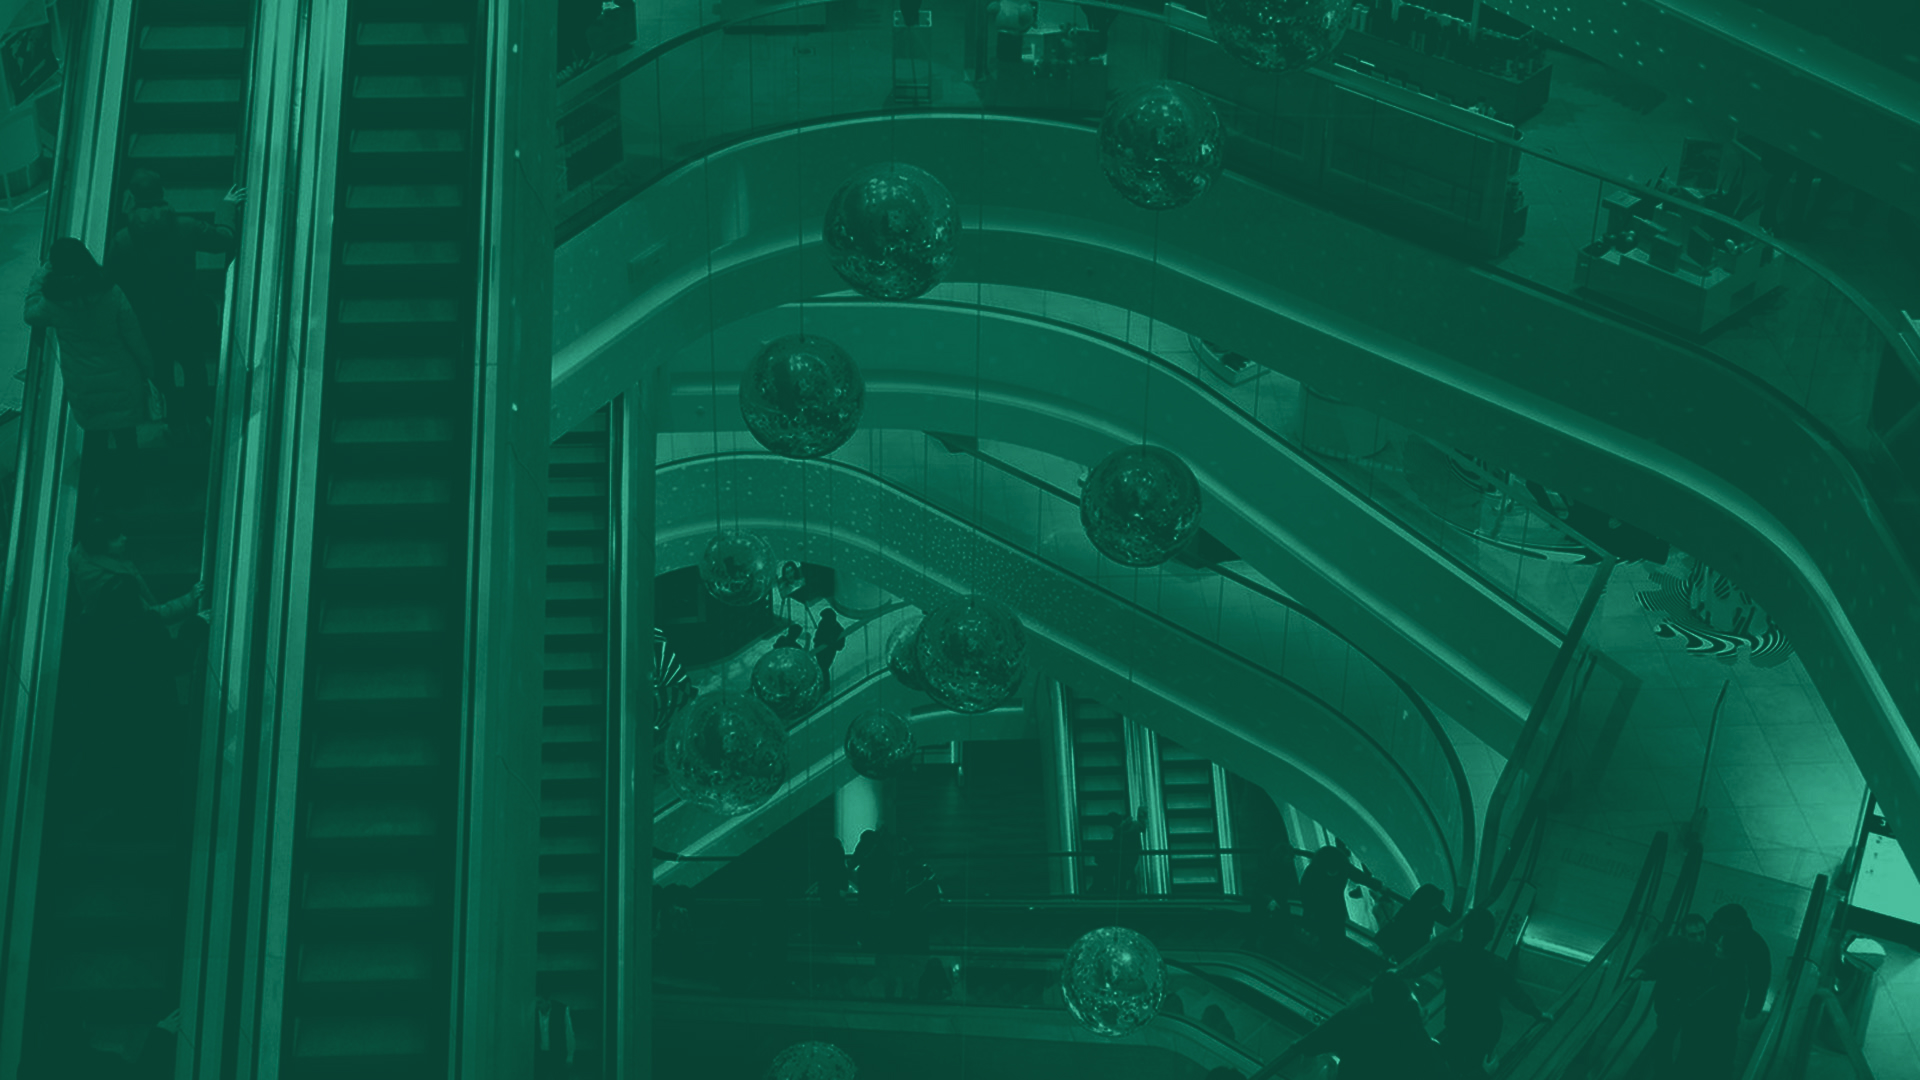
[135,77,244,103]
[299,941,434,983]
[305,869,436,911]
[324,539,452,571]
[335,354,460,383]
[312,730,440,771]
[292,1015,433,1058]
[307,800,439,841]
[315,667,444,702]
[357,22,472,47]
[321,606,450,640]
[338,297,461,324]
[346,184,464,210]
[342,240,463,266]
[129,131,238,158]
[333,415,458,444]
[141,25,248,50]
[354,75,467,99]
[350,128,466,153]
[329,475,456,506]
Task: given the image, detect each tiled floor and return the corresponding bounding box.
[1861,941,1920,1080]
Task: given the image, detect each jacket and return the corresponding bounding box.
[106,204,237,351]
[24,267,155,432]
[68,546,197,626]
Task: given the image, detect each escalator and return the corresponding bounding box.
[279,2,479,1074]
[537,409,613,1017]
[1063,691,1132,894]
[14,2,257,1074]
[1157,735,1229,898]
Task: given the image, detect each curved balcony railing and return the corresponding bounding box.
[550,0,1920,860]
[551,0,1920,500]
[653,449,1475,899]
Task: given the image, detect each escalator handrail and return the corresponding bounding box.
[1739,872,1832,1080]
[1491,830,1669,1079]
[551,1,1920,439]
[658,449,1471,895]
[0,0,138,1068]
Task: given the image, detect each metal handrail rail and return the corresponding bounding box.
[658,449,1466,898]
[549,1,1920,412]
[1488,830,1669,1079]
[0,1,136,1070]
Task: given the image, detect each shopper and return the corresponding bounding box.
[1259,973,1454,1080]
[1628,913,1712,1079]
[24,238,158,509]
[105,171,243,432]
[1400,908,1547,1076]
[1377,883,1449,963]
[1244,841,1301,951]
[1298,845,1381,948]
[1092,810,1144,895]
[813,608,847,689]
[1671,905,1772,1080]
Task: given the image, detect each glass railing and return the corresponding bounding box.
[895,286,1591,641]
[554,0,1920,538]
[656,446,1475,897]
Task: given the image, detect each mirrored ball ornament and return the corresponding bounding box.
[913,595,1026,714]
[665,694,789,816]
[845,709,916,779]
[1097,82,1224,210]
[886,616,929,692]
[699,530,775,607]
[766,1042,858,1080]
[752,646,828,720]
[1207,0,1351,73]
[1081,445,1203,567]
[1060,926,1168,1037]
[740,334,866,458]
[822,163,959,300]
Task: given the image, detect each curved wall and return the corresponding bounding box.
[653,456,1456,896]
[658,299,1556,748]
[552,114,1920,857]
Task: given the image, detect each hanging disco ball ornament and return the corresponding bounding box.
[845,709,916,779]
[1061,926,1169,1037]
[766,1041,859,1080]
[1080,445,1203,567]
[740,334,866,458]
[665,694,789,815]
[886,615,929,692]
[913,595,1026,714]
[1097,82,1224,210]
[822,163,959,300]
[752,646,828,720]
[699,530,775,607]
[1207,0,1351,73]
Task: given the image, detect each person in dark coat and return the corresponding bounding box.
[1377,883,1448,963]
[1629,913,1712,1078]
[1245,841,1301,950]
[104,171,242,430]
[25,238,157,508]
[1261,973,1455,1080]
[1673,905,1772,1080]
[812,608,847,687]
[1400,908,1547,1076]
[1299,845,1381,947]
[1092,810,1145,895]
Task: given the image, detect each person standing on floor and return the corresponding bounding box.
[1399,908,1548,1076]
[1628,913,1713,1079]
[105,172,244,435]
[24,238,158,509]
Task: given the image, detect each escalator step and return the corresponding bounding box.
[304,870,435,913]
[331,414,458,447]
[544,686,599,709]
[140,24,248,52]
[536,949,599,974]
[545,579,607,603]
[346,183,464,211]
[290,1015,431,1060]
[353,75,466,101]
[538,909,599,934]
[128,130,239,166]
[547,510,605,534]
[311,729,439,772]
[548,476,606,501]
[52,950,169,994]
[349,128,465,155]
[541,723,602,744]
[545,543,606,567]
[1077,771,1124,791]
[1164,792,1214,812]
[549,443,609,468]
[539,870,602,895]
[544,652,605,675]
[357,22,471,48]
[320,604,449,637]
[324,538,452,572]
[540,760,602,783]
[306,800,438,843]
[134,77,243,104]
[298,940,433,986]
[539,834,601,858]
[544,614,605,637]
[342,240,462,267]
[334,353,459,386]
[329,474,455,508]
[338,297,460,326]
[315,667,443,703]
[541,796,602,820]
